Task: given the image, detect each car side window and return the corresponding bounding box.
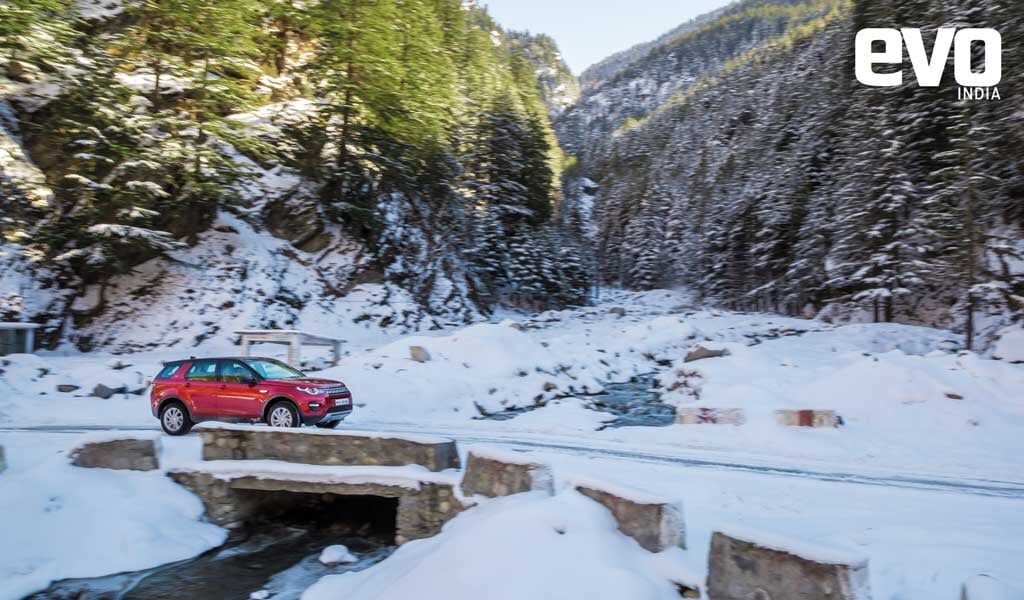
[156,363,182,379]
[219,360,255,384]
[185,359,218,382]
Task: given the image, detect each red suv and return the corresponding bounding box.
[151,357,353,435]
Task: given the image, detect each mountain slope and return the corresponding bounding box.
[0,0,588,349]
[578,0,1024,348]
[554,0,832,169]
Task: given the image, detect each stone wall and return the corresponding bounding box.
[707,532,871,600]
[169,470,464,545]
[460,451,554,498]
[71,438,160,471]
[575,484,685,553]
[199,427,460,472]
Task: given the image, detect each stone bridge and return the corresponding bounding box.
[66,426,879,599]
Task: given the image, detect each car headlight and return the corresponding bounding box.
[297,386,323,395]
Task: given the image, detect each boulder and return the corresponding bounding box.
[775,409,841,428]
[6,60,41,83]
[56,384,80,393]
[707,531,871,600]
[409,346,432,363]
[575,483,685,553]
[91,383,125,399]
[608,307,627,318]
[71,438,160,471]
[684,344,730,363]
[461,450,553,498]
[677,407,746,425]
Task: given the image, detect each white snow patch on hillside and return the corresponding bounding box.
[302,491,694,600]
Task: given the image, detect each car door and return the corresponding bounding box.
[216,359,264,420]
[183,359,220,417]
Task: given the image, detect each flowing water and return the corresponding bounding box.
[479,375,676,429]
[29,515,395,600]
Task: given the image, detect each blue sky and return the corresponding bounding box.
[482,0,734,74]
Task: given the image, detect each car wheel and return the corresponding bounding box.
[266,401,300,428]
[160,401,193,436]
[315,420,341,429]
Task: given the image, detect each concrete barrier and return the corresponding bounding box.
[775,410,841,428]
[677,407,746,425]
[575,481,685,553]
[199,426,460,472]
[71,437,160,471]
[460,449,554,498]
[707,531,871,600]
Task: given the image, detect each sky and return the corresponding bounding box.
[481,0,735,74]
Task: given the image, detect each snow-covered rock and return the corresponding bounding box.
[318,545,357,566]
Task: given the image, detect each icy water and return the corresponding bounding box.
[28,520,395,600]
[479,375,676,429]
[586,375,676,429]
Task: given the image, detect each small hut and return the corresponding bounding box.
[0,323,41,355]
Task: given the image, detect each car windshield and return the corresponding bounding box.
[243,359,305,380]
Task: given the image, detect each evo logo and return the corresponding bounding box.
[855,28,1002,100]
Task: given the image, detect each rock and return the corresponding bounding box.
[677,407,746,425]
[106,359,133,370]
[199,427,460,472]
[249,591,271,600]
[461,450,554,498]
[319,544,358,565]
[0,445,6,474]
[91,383,125,399]
[56,384,80,393]
[775,409,841,428]
[5,60,41,83]
[608,307,627,318]
[684,344,730,363]
[575,484,685,553]
[409,346,431,363]
[961,574,1024,600]
[71,438,160,471]
[707,531,871,600]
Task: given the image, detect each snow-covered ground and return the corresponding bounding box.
[1,289,1023,599]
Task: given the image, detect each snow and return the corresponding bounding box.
[993,325,1024,363]
[318,545,358,566]
[302,491,692,600]
[171,459,462,489]
[0,289,1022,599]
[715,525,868,567]
[962,575,1024,600]
[0,432,226,599]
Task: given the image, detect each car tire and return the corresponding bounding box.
[160,401,193,436]
[266,401,300,429]
[315,420,341,429]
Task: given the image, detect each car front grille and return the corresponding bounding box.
[321,385,349,396]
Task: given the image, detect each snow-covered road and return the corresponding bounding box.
[4,423,1024,499]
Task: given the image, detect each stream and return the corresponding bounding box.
[479,375,676,429]
[28,516,395,600]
